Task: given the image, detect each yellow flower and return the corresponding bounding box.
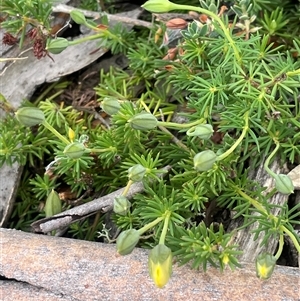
[256,253,276,279]
[148,244,172,288]
[222,253,230,265]
[68,127,75,142]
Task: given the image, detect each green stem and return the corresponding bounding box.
[158,124,190,151]
[68,33,105,45]
[236,186,300,255]
[274,233,284,260]
[140,99,205,130]
[83,22,100,31]
[280,225,300,254]
[68,29,119,46]
[263,140,280,178]
[236,187,267,214]
[122,180,133,196]
[158,119,205,130]
[162,2,241,63]
[88,146,117,153]
[159,211,171,245]
[42,120,69,144]
[138,216,164,235]
[217,111,249,161]
[139,99,198,150]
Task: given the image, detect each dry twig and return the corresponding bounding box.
[31,165,171,233]
[52,4,153,28]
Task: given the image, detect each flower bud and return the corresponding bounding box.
[46,37,69,54]
[154,27,163,43]
[256,253,276,280]
[113,196,131,215]
[101,97,121,115]
[270,20,277,32]
[193,150,217,171]
[70,10,87,25]
[44,189,62,217]
[128,112,158,131]
[274,174,294,194]
[186,124,213,140]
[128,164,147,182]
[15,107,45,127]
[148,244,172,288]
[141,0,178,13]
[63,142,86,159]
[68,128,75,142]
[116,229,140,255]
[166,18,188,29]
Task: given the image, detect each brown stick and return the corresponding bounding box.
[31,166,171,233]
[52,4,153,28]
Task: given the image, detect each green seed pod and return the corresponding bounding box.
[128,164,147,182]
[70,10,87,25]
[46,37,69,54]
[186,124,214,140]
[44,189,62,217]
[128,112,158,131]
[141,0,177,13]
[15,107,45,127]
[274,174,294,195]
[256,253,276,280]
[116,229,140,255]
[193,150,217,172]
[113,196,131,215]
[148,244,172,288]
[63,142,86,159]
[101,97,121,115]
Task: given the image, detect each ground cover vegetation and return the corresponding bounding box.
[1,0,300,288]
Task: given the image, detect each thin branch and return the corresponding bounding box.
[0,48,31,77]
[31,165,172,233]
[0,57,28,62]
[52,4,153,29]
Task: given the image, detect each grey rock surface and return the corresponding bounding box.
[1,228,299,301]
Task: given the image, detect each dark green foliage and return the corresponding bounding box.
[1,0,299,268]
